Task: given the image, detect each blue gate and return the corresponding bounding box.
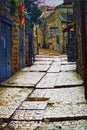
[20,26,24,69]
[0,16,13,83]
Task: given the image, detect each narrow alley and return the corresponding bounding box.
[0,54,87,130]
[0,1,87,129]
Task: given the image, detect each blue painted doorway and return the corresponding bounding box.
[0,18,12,83]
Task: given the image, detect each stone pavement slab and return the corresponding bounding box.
[55,72,83,87]
[29,89,53,99]
[53,57,61,62]
[8,120,87,130]
[59,55,67,58]
[18,101,48,110]
[29,65,50,72]
[33,60,53,65]
[35,55,54,58]
[43,103,87,120]
[12,110,44,121]
[36,120,87,130]
[30,87,86,105]
[49,86,86,104]
[61,64,76,72]
[8,121,41,130]
[60,55,68,61]
[36,73,58,88]
[2,72,45,87]
[0,88,33,118]
[47,63,61,72]
[48,64,76,73]
[35,57,53,61]
[61,60,76,65]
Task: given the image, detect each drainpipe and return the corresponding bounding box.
[67,7,69,42]
[36,25,39,54]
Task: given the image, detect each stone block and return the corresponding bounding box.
[18,101,48,110]
[12,110,44,121]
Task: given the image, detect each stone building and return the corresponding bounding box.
[73,0,87,99]
[43,4,73,54]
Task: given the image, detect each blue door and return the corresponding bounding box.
[6,25,12,78]
[20,26,24,69]
[57,36,60,53]
[0,21,12,83]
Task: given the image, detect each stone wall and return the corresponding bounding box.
[11,17,20,73]
[73,0,84,78]
[46,11,59,52]
[47,9,67,53]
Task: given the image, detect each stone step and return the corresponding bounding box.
[55,72,83,87]
[0,88,33,118]
[48,63,76,73]
[36,73,58,88]
[60,56,68,61]
[43,103,87,121]
[33,61,53,65]
[2,72,45,87]
[12,110,44,121]
[61,60,76,65]
[8,120,87,130]
[8,121,41,130]
[29,65,50,72]
[61,64,76,72]
[48,86,86,104]
[29,89,53,99]
[37,120,87,130]
[18,101,48,110]
[29,87,85,103]
[53,57,61,62]
[35,55,55,58]
[35,57,54,61]
[47,63,61,73]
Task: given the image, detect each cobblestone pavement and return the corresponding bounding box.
[0,54,87,130]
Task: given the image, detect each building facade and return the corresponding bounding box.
[45,4,73,54]
[73,0,87,99]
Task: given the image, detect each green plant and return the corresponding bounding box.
[11,0,19,15]
[6,0,19,15]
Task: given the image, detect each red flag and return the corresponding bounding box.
[19,4,24,14]
[20,16,25,25]
[19,3,25,25]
